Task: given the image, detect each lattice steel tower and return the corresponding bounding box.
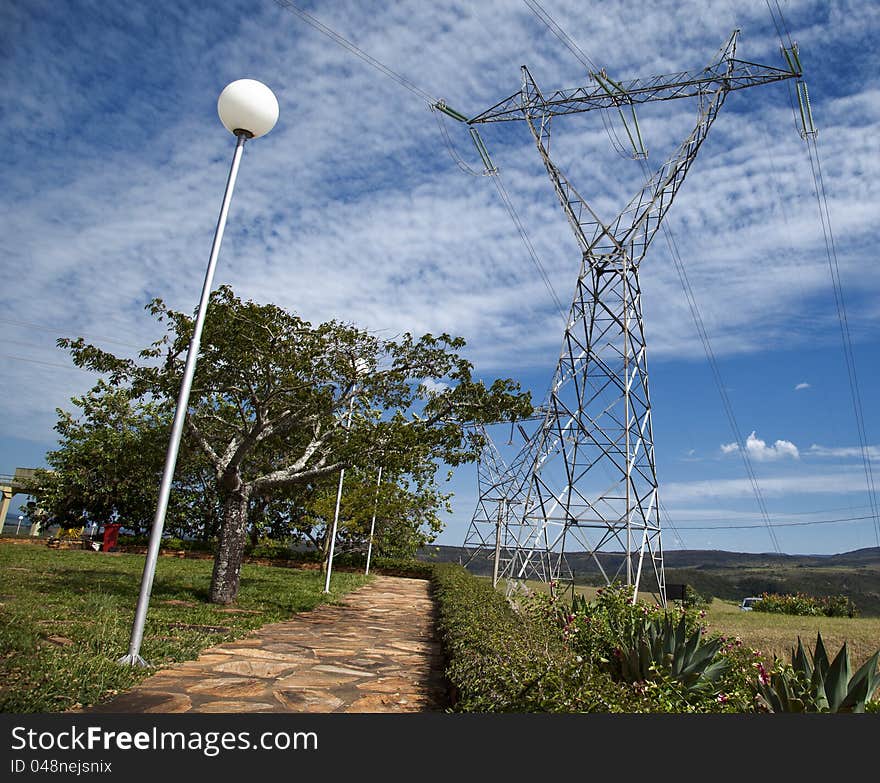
[457,31,801,602]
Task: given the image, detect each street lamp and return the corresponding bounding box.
[119,79,279,667]
[323,359,369,594]
[365,466,382,576]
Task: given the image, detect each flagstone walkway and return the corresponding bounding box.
[82,576,449,713]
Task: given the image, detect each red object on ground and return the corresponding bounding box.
[101,523,121,552]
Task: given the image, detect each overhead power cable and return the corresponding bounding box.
[491,173,568,321]
[638,158,783,555]
[760,0,880,547]
[272,0,568,321]
[272,1,438,105]
[676,513,875,531]
[523,0,635,159]
[804,137,880,547]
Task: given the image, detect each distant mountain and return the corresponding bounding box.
[416,544,880,572]
[417,544,880,615]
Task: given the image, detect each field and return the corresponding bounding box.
[702,597,880,669]
[516,579,880,669]
[0,540,368,713]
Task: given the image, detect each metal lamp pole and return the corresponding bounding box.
[323,359,370,594]
[119,79,279,666]
[323,395,356,594]
[364,466,382,575]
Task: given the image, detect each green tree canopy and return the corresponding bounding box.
[61,286,532,603]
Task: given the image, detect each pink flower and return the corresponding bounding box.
[716,693,729,704]
[753,662,770,685]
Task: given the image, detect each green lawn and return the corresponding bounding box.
[511,578,880,668]
[0,541,369,713]
[702,597,880,669]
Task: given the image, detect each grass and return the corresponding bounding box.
[0,540,369,713]
[702,597,880,669]
[511,578,880,669]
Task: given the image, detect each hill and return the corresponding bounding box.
[417,544,880,616]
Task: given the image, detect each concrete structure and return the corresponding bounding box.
[1,467,43,531]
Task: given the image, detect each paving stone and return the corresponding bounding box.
[274,689,345,712]
[313,664,376,678]
[211,659,297,678]
[275,670,361,688]
[195,700,279,713]
[186,677,271,697]
[79,576,446,715]
[355,677,418,693]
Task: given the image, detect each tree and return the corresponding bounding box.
[28,382,168,533]
[62,286,532,603]
[28,382,219,538]
[295,466,449,563]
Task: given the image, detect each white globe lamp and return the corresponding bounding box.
[217,79,279,138]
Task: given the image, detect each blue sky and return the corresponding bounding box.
[2,0,878,555]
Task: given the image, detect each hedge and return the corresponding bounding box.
[430,564,637,712]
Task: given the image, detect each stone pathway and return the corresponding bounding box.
[82,576,448,713]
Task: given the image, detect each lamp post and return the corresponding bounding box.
[323,359,369,594]
[119,79,279,667]
[364,466,382,576]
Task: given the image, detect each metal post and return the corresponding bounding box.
[119,132,249,667]
[323,395,356,593]
[364,466,382,575]
[492,500,503,588]
[16,516,23,535]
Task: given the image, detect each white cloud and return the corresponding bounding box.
[663,470,872,502]
[721,432,800,461]
[419,378,450,396]
[808,443,880,460]
[795,382,811,390]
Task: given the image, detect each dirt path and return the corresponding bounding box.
[82,575,448,713]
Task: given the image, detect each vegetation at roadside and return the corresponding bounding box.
[432,565,880,713]
[431,564,637,712]
[33,285,530,604]
[750,591,858,617]
[0,543,368,713]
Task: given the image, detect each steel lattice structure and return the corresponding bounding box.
[458,31,801,602]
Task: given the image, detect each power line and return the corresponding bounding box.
[759,0,880,548]
[0,317,145,351]
[272,0,438,105]
[491,172,568,320]
[637,152,783,555]
[0,354,97,374]
[675,514,874,531]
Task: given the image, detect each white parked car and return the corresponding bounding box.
[740,596,762,611]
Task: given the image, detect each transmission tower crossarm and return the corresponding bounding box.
[468,52,799,125]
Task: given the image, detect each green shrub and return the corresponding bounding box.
[248,538,293,560]
[754,632,880,713]
[557,583,752,712]
[431,565,636,712]
[683,585,711,609]
[604,613,729,695]
[561,583,703,664]
[752,592,858,618]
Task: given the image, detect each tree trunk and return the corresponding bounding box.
[319,528,332,574]
[209,486,252,604]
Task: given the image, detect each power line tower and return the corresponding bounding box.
[457,31,801,603]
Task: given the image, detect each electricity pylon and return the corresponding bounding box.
[455,31,801,603]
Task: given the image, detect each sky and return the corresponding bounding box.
[1,0,879,555]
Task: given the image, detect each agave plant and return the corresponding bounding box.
[755,631,880,713]
[605,613,729,694]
